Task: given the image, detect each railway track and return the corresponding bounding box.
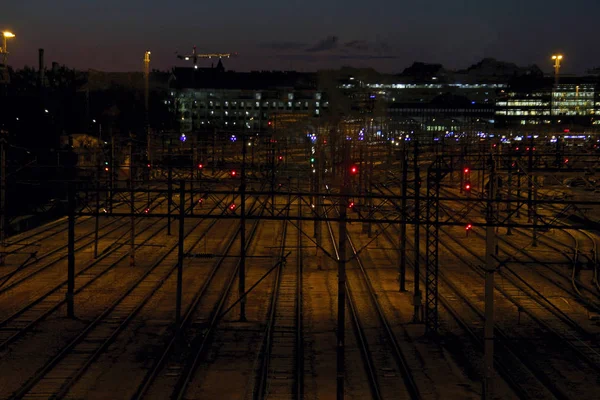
[8,188,238,399]
[0,192,223,352]
[0,190,170,293]
[372,183,598,398]
[148,195,271,400]
[127,190,268,399]
[377,225,564,399]
[250,194,303,400]
[322,187,421,400]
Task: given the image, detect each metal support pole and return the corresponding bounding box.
[94,165,100,258]
[129,143,135,267]
[533,177,538,247]
[483,150,497,400]
[527,141,533,223]
[399,147,407,292]
[167,151,173,236]
[337,143,348,400]
[110,132,115,212]
[367,141,373,238]
[516,172,521,218]
[506,153,512,236]
[67,183,75,318]
[413,140,422,322]
[0,134,7,266]
[239,136,247,322]
[176,180,185,324]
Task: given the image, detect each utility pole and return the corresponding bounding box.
[0,131,6,266]
[337,141,349,400]
[527,138,534,223]
[399,144,408,292]
[167,143,173,236]
[239,134,247,322]
[483,147,497,400]
[129,140,135,266]
[94,164,100,258]
[506,152,512,236]
[176,180,185,324]
[109,130,115,212]
[67,182,75,318]
[413,139,422,322]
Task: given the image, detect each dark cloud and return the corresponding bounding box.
[344,40,369,51]
[306,35,339,52]
[260,41,308,51]
[340,55,399,60]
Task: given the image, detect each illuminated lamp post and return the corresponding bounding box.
[551,54,563,85]
[1,31,15,66]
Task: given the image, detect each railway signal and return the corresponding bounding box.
[464,182,471,192]
[229,203,236,211]
[466,223,472,236]
[198,163,204,169]
[230,170,237,177]
[350,165,358,175]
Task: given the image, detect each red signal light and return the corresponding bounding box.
[229,204,236,211]
[231,170,237,177]
[147,163,151,168]
[144,208,150,214]
[104,167,109,172]
[198,163,203,169]
[348,201,355,208]
[466,224,472,231]
[350,165,358,175]
[268,121,272,126]
[465,183,471,191]
[278,155,283,161]
[463,167,470,174]
[564,158,569,164]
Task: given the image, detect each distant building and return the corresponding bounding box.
[495,77,600,131]
[169,64,326,134]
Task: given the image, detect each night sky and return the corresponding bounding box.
[2,0,598,74]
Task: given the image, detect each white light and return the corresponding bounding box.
[44,109,49,113]
[194,65,198,69]
[92,119,96,123]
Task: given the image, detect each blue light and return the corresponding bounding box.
[180,134,187,142]
[230,135,237,142]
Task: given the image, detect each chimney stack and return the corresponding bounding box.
[38,48,45,88]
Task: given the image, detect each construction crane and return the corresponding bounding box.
[176,46,238,69]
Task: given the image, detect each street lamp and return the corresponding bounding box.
[551,54,563,84]
[1,31,16,66]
